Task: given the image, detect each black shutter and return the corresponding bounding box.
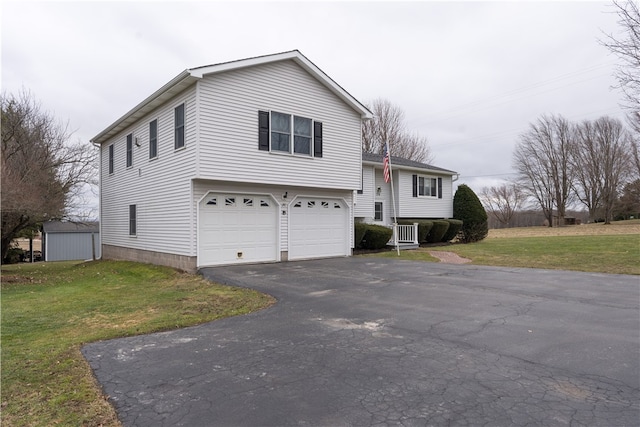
[438,177,443,199]
[258,111,269,151]
[313,121,323,157]
[412,175,418,197]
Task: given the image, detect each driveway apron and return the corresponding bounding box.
[82,258,640,426]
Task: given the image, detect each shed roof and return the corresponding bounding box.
[43,221,99,234]
[91,50,373,145]
[362,152,457,175]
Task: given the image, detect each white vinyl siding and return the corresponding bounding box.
[196,60,362,190]
[100,87,197,256]
[397,170,453,218]
[354,165,375,218]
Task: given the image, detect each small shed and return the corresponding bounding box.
[42,221,101,261]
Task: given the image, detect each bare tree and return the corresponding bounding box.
[362,98,434,163]
[1,90,97,260]
[572,117,633,222]
[601,0,640,176]
[480,183,526,227]
[513,114,574,227]
[601,1,640,117]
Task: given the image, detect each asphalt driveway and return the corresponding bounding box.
[82,258,639,426]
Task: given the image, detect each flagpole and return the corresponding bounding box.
[385,141,400,256]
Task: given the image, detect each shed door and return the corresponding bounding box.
[199,194,278,266]
[289,197,349,260]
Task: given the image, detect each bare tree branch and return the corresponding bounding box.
[362,98,434,163]
[480,183,526,227]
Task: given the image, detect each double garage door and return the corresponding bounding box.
[198,193,349,266]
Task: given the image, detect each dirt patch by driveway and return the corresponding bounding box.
[428,251,471,264]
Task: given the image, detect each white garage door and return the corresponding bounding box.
[289,197,349,260]
[199,193,278,266]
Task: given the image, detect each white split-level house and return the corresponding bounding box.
[91,50,373,272]
[355,152,458,226]
[91,50,457,272]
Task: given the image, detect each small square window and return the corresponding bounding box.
[206,198,217,205]
[260,200,270,207]
[293,201,302,208]
[321,201,329,208]
[418,176,438,197]
[225,197,236,206]
[307,201,316,208]
[244,198,253,207]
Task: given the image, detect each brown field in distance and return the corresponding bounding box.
[488,219,640,238]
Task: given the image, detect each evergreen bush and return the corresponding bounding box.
[354,222,368,249]
[453,184,488,243]
[426,220,450,243]
[362,224,393,250]
[441,219,463,242]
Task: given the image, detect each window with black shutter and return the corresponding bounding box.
[258,111,323,158]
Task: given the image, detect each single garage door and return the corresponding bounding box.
[289,197,349,260]
[199,193,278,266]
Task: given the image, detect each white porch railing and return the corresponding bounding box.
[390,223,419,245]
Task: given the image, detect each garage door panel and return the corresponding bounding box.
[199,193,277,266]
[289,197,349,260]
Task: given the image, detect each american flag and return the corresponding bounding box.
[383,143,390,183]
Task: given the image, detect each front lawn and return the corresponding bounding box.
[370,223,639,275]
[1,260,275,427]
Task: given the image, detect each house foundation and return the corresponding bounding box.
[102,244,197,273]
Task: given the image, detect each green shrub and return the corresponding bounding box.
[441,219,463,242]
[397,220,433,243]
[453,184,488,243]
[354,222,368,249]
[426,220,450,243]
[3,247,25,264]
[362,224,393,250]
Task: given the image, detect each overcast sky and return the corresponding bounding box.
[2,0,628,195]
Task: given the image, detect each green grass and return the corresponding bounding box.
[371,234,640,275]
[1,260,275,427]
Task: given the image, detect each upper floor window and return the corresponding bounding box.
[419,176,437,197]
[293,116,312,155]
[413,174,442,199]
[126,134,133,168]
[258,110,322,157]
[271,112,290,152]
[149,119,158,159]
[174,103,185,149]
[108,144,114,174]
